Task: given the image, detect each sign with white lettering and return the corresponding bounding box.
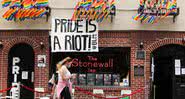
[121,90,131,95]
[10,83,20,99]
[35,88,44,92]
[50,18,98,52]
[93,89,104,94]
[12,57,20,83]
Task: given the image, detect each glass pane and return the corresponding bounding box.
[87,73,95,86]
[104,74,112,86]
[79,74,86,85]
[96,74,103,86]
[112,74,120,86]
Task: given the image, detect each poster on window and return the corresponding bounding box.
[96,74,103,86]
[50,18,98,52]
[37,55,46,67]
[112,74,120,86]
[79,74,86,85]
[104,74,112,86]
[87,73,95,86]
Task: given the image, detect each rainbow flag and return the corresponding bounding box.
[3,8,17,21]
[110,0,115,9]
[72,0,115,22]
[148,16,155,24]
[39,9,47,17]
[3,9,13,18]
[80,1,92,10]
[35,0,48,7]
[139,0,144,5]
[133,13,142,21]
[2,0,11,7]
[10,0,21,8]
[141,14,148,22]
[94,0,103,9]
[15,9,22,19]
[22,0,33,9]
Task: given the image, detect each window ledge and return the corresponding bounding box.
[73,85,130,90]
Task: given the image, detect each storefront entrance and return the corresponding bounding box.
[7,43,34,99]
[152,44,185,99]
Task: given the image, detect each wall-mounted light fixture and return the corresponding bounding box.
[40,42,44,49]
[139,42,144,49]
[0,41,3,48]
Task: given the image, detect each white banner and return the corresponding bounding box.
[50,18,98,52]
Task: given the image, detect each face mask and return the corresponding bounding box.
[67,64,71,68]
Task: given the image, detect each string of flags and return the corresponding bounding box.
[1,0,49,21]
[71,0,116,23]
[133,0,177,23]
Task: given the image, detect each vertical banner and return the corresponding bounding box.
[50,18,99,52]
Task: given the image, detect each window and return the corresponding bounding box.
[51,47,130,86]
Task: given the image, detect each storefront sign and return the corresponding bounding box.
[134,65,144,76]
[51,18,98,52]
[71,55,113,73]
[72,56,113,68]
[37,55,46,67]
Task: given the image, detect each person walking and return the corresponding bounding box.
[48,70,59,99]
[56,57,73,99]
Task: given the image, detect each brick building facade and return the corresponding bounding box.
[0,30,185,99]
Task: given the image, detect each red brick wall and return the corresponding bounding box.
[1,30,185,99]
[0,30,49,98]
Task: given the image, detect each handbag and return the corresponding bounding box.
[63,83,71,99]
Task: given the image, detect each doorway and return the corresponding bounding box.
[8,43,34,99]
[152,44,185,99]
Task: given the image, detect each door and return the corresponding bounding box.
[8,43,34,99]
[152,44,185,99]
[173,58,185,99]
[154,57,174,99]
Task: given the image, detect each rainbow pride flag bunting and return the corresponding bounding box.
[72,0,115,22]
